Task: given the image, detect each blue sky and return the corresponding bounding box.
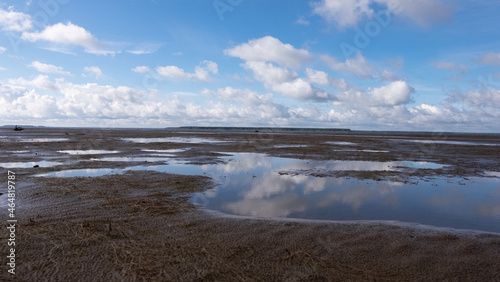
[0,0,499,132]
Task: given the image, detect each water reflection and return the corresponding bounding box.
[141,149,188,153]
[0,138,69,142]
[33,152,499,233]
[0,161,62,168]
[325,141,356,145]
[123,137,228,144]
[397,139,500,146]
[58,150,120,155]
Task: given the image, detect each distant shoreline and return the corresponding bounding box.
[2,125,500,136]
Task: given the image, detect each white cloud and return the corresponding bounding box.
[476,53,500,66]
[368,80,413,106]
[224,36,311,69]
[379,69,400,81]
[0,67,6,71]
[156,60,218,82]
[83,66,104,79]
[242,61,332,101]
[312,0,373,28]
[8,75,60,91]
[28,61,71,76]
[0,7,32,32]
[127,43,162,55]
[334,80,413,107]
[312,0,454,28]
[203,87,272,106]
[379,0,454,27]
[305,68,348,89]
[0,46,6,54]
[21,22,114,55]
[132,66,150,73]
[461,89,500,108]
[432,61,469,73]
[296,16,310,26]
[321,53,376,79]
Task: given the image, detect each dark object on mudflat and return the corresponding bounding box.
[14,125,24,131]
[33,165,40,168]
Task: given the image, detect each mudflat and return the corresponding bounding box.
[1,127,499,281]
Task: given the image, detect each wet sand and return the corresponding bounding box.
[1,128,500,281]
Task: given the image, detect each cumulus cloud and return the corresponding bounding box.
[28,61,71,75]
[334,80,413,107]
[132,66,150,73]
[156,60,218,82]
[83,66,104,79]
[460,89,500,108]
[476,53,500,66]
[321,53,376,79]
[0,7,32,32]
[312,0,374,28]
[8,75,60,91]
[242,61,332,101]
[21,22,114,55]
[368,80,413,106]
[312,0,454,28]
[306,68,348,89]
[0,46,6,54]
[224,36,311,69]
[432,61,469,73]
[201,87,290,120]
[379,69,400,81]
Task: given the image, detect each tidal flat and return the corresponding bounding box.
[1,127,499,281]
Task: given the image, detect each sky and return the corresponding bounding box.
[0,0,499,132]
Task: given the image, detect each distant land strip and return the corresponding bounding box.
[177,126,351,132]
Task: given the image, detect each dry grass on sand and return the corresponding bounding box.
[1,171,499,281]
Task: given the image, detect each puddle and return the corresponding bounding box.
[36,168,123,177]
[58,150,120,155]
[332,149,389,153]
[122,137,228,144]
[0,161,63,168]
[325,141,356,146]
[273,145,309,148]
[141,149,188,153]
[34,152,499,233]
[397,139,500,146]
[279,160,444,172]
[485,171,500,178]
[0,138,69,142]
[92,157,171,163]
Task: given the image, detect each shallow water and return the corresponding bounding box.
[58,150,120,155]
[122,137,228,144]
[92,156,171,163]
[325,141,356,146]
[141,149,189,153]
[0,138,69,142]
[397,139,500,146]
[34,152,500,233]
[0,160,63,168]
